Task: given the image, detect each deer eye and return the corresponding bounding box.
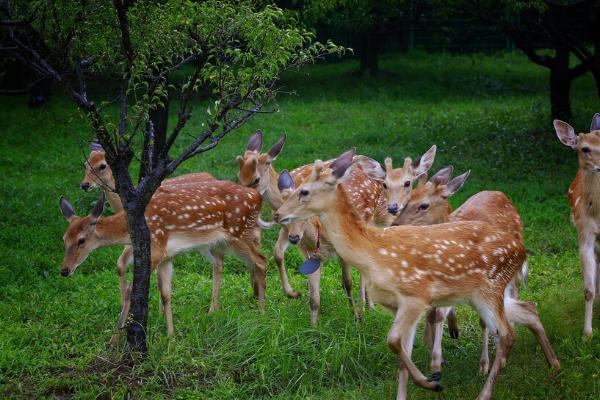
[300,189,309,197]
[382,183,388,189]
[99,164,107,170]
[78,237,86,246]
[419,203,430,211]
[582,147,591,154]
[404,180,411,187]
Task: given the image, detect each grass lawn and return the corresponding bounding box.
[1,51,599,399]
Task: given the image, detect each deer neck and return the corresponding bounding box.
[94,212,130,247]
[582,169,600,218]
[317,186,375,275]
[102,188,123,212]
[262,166,285,210]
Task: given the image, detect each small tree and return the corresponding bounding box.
[1,0,343,353]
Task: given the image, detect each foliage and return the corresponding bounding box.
[1,52,599,398]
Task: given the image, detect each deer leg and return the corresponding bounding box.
[274,227,300,299]
[387,299,440,395]
[208,249,225,313]
[157,261,174,335]
[447,307,459,339]
[339,257,355,310]
[308,265,322,327]
[578,233,596,337]
[429,307,452,376]
[505,297,560,370]
[474,299,516,400]
[110,247,133,346]
[479,319,490,374]
[231,239,267,313]
[359,275,375,310]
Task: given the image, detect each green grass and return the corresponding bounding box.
[1,51,600,399]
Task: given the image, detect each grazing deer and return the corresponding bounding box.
[59,179,267,337]
[274,149,533,400]
[393,166,559,376]
[80,144,226,330]
[554,113,600,337]
[237,131,435,323]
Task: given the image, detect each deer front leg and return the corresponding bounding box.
[110,247,133,346]
[308,265,322,326]
[479,318,490,374]
[274,227,300,299]
[359,275,375,310]
[429,307,452,377]
[339,257,359,318]
[387,299,440,397]
[157,261,174,335]
[578,232,597,337]
[208,250,225,313]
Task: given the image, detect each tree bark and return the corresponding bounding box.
[549,47,573,122]
[360,28,379,75]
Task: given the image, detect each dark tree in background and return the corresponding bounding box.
[1,0,343,353]
[437,0,600,121]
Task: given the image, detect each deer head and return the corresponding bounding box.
[80,142,114,191]
[274,149,355,224]
[277,169,309,244]
[59,193,106,276]
[392,166,470,226]
[237,131,287,193]
[359,145,436,215]
[554,114,600,173]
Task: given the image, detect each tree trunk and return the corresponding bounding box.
[549,47,573,122]
[124,203,152,353]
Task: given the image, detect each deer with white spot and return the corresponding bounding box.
[393,166,560,377]
[59,179,267,338]
[554,113,600,337]
[237,131,435,323]
[274,149,539,400]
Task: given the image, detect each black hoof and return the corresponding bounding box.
[449,329,459,339]
[428,371,442,382]
[433,382,443,392]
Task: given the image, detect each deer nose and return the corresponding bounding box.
[288,235,300,244]
[252,177,260,187]
[60,268,70,277]
[80,182,91,191]
[388,203,399,215]
[273,213,281,223]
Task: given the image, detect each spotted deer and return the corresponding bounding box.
[80,143,226,328]
[554,113,600,337]
[59,179,267,338]
[237,131,435,323]
[393,166,559,377]
[274,149,536,400]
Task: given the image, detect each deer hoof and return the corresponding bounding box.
[428,371,442,382]
[449,327,459,339]
[287,291,301,299]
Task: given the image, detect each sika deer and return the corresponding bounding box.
[394,166,559,376]
[554,113,600,337]
[59,180,267,337]
[237,130,435,320]
[274,149,533,400]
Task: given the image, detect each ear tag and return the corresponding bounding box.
[299,257,321,275]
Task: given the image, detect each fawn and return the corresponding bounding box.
[554,113,600,337]
[60,179,267,338]
[393,166,559,376]
[274,149,531,400]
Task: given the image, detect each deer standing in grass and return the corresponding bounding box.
[554,113,600,337]
[393,166,560,377]
[274,149,535,400]
[60,179,267,337]
[237,131,435,323]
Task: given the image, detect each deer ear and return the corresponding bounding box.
[355,156,385,180]
[591,113,600,132]
[267,134,286,161]
[91,192,105,220]
[246,130,263,152]
[331,149,356,179]
[554,120,578,148]
[414,145,436,177]
[90,140,103,152]
[60,196,76,221]
[236,155,244,168]
[430,166,453,186]
[443,170,470,198]
[278,170,295,192]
